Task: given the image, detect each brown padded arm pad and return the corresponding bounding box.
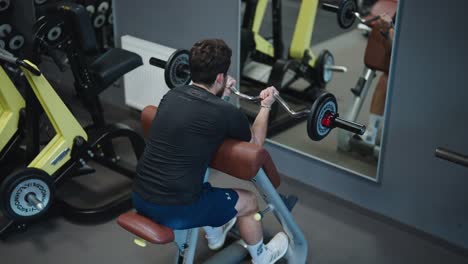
[210,139,280,188]
[140,105,280,188]
[364,23,393,73]
[117,211,174,244]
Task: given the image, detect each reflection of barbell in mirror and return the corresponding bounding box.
[321,0,382,29]
[148,49,366,141]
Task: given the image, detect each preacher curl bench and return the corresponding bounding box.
[117,106,308,263]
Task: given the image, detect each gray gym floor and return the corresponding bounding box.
[1,169,467,264]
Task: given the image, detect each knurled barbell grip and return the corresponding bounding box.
[149,57,167,69]
[333,116,366,135]
[230,86,311,118]
[321,3,339,13]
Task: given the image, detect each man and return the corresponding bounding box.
[132,39,288,264]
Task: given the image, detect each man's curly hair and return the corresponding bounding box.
[189,39,232,86]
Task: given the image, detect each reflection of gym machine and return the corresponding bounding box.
[0,49,144,236]
[357,0,398,35]
[241,0,347,90]
[118,106,308,263]
[322,0,394,158]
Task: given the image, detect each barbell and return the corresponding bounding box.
[149,49,366,141]
[322,0,382,29]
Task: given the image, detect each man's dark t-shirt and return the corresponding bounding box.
[133,85,251,205]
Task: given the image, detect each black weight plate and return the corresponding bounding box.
[164,49,191,89]
[0,23,12,38]
[0,168,54,222]
[316,50,334,88]
[0,0,10,12]
[93,13,106,28]
[8,34,24,51]
[96,0,110,13]
[338,0,357,29]
[33,16,68,48]
[307,92,338,141]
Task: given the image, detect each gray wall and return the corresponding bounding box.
[266,0,468,249]
[110,0,240,106]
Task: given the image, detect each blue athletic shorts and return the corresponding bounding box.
[132,182,239,229]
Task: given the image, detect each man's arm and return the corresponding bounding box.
[250,107,270,146]
[222,76,277,146]
[250,86,277,147]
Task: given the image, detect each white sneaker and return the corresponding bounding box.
[206,217,237,250]
[252,232,289,264]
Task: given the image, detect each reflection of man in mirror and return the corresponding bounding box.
[361,13,395,145]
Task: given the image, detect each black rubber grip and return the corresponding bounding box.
[435,148,468,168]
[334,117,366,135]
[149,57,167,69]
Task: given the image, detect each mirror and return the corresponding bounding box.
[239,0,397,180]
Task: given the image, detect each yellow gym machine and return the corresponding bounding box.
[0,49,144,236]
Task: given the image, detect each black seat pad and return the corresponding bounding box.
[89,48,143,93]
